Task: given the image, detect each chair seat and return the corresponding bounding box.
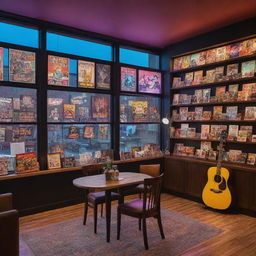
[88,191,120,204]
[118,199,144,214]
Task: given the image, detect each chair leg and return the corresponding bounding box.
[138,217,142,231]
[100,203,104,217]
[157,212,165,239]
[142,217,148,250]
[117,208,121,240]
[94,204,98,234]
[83,190,89,225]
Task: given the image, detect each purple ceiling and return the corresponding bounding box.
[1,0,256,47]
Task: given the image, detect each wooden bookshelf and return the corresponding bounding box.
[171,100,256,108]
[170,76,256,91]
[171,53,256,75]
[170,137,256,144]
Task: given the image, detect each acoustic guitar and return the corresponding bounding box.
[202,130,232,210]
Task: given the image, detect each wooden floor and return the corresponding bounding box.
[20,193,256,256]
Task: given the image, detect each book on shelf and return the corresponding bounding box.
[184,72,193,86]
[208,150,217,161]
[215,46,227,62]
[252,135,256,142]
[194,107,203,120]
[201,125,210,139]
[229,43,240,58]
[201,141,212,151]
[195,149,206,159]
[61,157,76,168]
[16,152,39,173]
[194,89,203,103]
[228,125,239,140]
[0,156,10,176]
[205,49,216,64]
[173,77,181,88]
[212,106,223,120]
[226,106,238,120]
[187,111,195,121]
[241,60,256,78]
[237,130,248,142]
[179,107,188,121]
[47,153,62,169]
[193,70,203,85]
[227,63,239,79]
[247,153,256,165]
[215,66,224,81]
[206,69,215,83]
[215,86,226,101]
[202,89,211,103]
[244,106,256,120]
[240,126,253,141]
[202,111,212,120]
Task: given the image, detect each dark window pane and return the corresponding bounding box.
[48,124,111,164]
[0,22,39,48]
[120,124,160,153]
[120,95,160,123]
[0,87,37,122]
[47,32,112,61]
[0,124,37,172]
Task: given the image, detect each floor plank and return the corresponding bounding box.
[20,193,256,256]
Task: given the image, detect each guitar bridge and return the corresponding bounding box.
[210,189,223,193]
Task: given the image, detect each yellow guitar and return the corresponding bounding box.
[202,130,232,210]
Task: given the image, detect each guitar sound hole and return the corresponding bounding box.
[219,178,227,191]
[214,175,222,183]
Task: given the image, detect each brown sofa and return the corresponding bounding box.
[0,193,19,256]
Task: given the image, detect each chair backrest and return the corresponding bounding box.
[143,174,163,213]
[81,164,104,176]
[140,164,160,177]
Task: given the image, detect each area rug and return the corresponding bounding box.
[20,208,222,256]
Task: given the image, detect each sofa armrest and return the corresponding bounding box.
[0,193,13,212]
[0,209,19,256]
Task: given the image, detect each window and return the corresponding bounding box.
[47,32,112,61]
[120,124,160,153]
[0,22,38,48]
[0,87,37,172]
[120,47,159,69]
[47,90,111,164]
[120,95,160,123]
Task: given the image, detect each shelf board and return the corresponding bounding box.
[170,77,256,91]
[170,53,256,74]
[166,155,256,172]
[170,100,256,108]
[170,137,256,144]
[172,120,256,123]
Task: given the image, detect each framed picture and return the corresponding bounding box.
[47,153,61,169]
[78,60,95,88]
[83,126,94,139]
[48,55,69,86]
[138,70,161,94]
[96,63,111,89]
[91,96,109,119]
[9,49,36,83]
[120,67,137,92]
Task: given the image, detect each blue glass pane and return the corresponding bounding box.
[47,33,112,61]
[3,48,9,81]
[0,22,38,48]
[120,48,159,69]
[69,59,77,87]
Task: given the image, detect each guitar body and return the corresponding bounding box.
[202,166,232,210]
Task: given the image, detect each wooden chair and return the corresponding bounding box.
[117,174,165,250]
[0,193,19,256]
[82,166,121,234]
[136,164,161,195]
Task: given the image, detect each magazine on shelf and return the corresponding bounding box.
[190,53,200,67]
[227,63,239,78]
[16,152,39,173]
[247,153,256,165]
[244,106,256,120]
[201,125,210,139]
[215,66,224,81]
[9,49,36,83]
[195,107,203,120]
[241,60,256,78]
[195,89,203,103]
[228,125,239,140]
[132,101,148,122]
[181,55,191,69]
[193,70,203,85]
[99,125,109,140]
[121,67,136,92]
[229,43,241,58]
[47,153,61,169]
[215,46,227,61]
[0,97,13,122]
[63,104,76,119]
[184,72,193,86]
[138,70,161,94]
[0,157,10,176]
[226,106,238,120]
[67,126,80,139]
[62,157,76,168]
[206,69,215,83]
[179,107,188,121]
[200,141,212,151]
[202,88,211,103]
[78,60,95,88]
[96,63,111,89]
[213,106,223,120]
[83,126,94,139]
[48,55,69,86]
[205,49,216,64]
[240,126,253,141]
[92,96,109,119]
